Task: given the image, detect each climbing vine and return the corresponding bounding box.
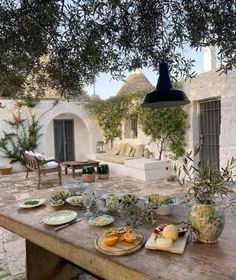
[86,85,188,159]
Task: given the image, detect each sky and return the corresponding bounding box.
[85,49,203,100]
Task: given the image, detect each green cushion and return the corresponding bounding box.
[0,269,15,280]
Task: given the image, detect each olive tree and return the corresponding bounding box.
[1,1,235,97]
[138,107,188,160]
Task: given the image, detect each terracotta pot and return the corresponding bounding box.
[98,173,109,180]
[0,165,12,175]
[82,173,95,182]
[188,203,225,243]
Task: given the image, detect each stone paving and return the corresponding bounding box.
[0,171,236,279]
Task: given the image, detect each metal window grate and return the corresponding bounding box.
[199,99,221,168]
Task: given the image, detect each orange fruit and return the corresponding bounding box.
[103,236,118,246]
[117,233,125,242]
[124,233,136,243]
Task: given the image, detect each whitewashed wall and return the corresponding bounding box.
[183,67,236,169]
[0,99,102,171]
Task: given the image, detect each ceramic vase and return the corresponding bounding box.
[97,164,109,180]
[82,166,95,182]
[188,204,225,243]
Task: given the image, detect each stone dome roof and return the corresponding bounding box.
[116,69,153,96]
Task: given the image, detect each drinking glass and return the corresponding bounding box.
[83,187,94,216]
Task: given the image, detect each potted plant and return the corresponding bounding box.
[174,146,236,243]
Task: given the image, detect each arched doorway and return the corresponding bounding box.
[45,112,90,162]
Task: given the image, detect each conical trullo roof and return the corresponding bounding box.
[116,69,153,96]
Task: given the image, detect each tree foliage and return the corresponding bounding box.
[1,0,235,97]
[86,89,187,159]
[85,95,130,148]
[138,107,188,160]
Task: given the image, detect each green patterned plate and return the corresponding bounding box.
[19,198,46,209]
[43,210,77,225]
[89,214,114,226]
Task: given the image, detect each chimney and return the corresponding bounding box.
[202,46,217,72]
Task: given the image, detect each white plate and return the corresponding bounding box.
[43,210,77,225]
[19,198,46,209]
[66,196,83,206]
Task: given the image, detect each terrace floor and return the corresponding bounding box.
[0,171,236,279]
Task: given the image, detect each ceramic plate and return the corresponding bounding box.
[43,210,77,225]
[89,214,114,226]
[19,198,46,209]
[66,195,83,206]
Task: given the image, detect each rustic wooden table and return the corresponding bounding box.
[0,196,235,280]
[63,160,100,178]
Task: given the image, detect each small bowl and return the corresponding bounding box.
[50,190,69,202]
[66,196,83,206]
[153,205,174,216]
[50,201,65,211]
[144,195,177,216]
[64,181,87,195]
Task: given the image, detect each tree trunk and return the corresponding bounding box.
[158,138,165,160]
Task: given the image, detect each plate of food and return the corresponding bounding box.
[144,195,177,215]
[94,226,144,255]
[19,198,46,208]
[50,190,69,202]
[89,214,114,226]
[42,210,77,225]
[145,224,188,254]
[66,195,83,206]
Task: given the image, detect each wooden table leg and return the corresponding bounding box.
[65,165,68,175]
[72,166,75,178]
[26,240,83,280]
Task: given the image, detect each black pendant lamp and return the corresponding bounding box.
[141,61,190,108]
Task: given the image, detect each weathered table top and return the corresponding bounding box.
[0,195,235,280]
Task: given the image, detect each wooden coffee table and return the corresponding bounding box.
[63,160,99,178]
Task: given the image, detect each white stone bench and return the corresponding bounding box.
[95,156,172,181]
[124,158,171,181]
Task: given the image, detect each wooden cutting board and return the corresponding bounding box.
[94,229,144,256]
[145,232,189,254]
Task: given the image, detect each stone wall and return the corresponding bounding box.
[183,67,236,170]
[0,99,102,171]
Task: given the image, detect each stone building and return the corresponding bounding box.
[0,97,101,171]
[1,48,236,171]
